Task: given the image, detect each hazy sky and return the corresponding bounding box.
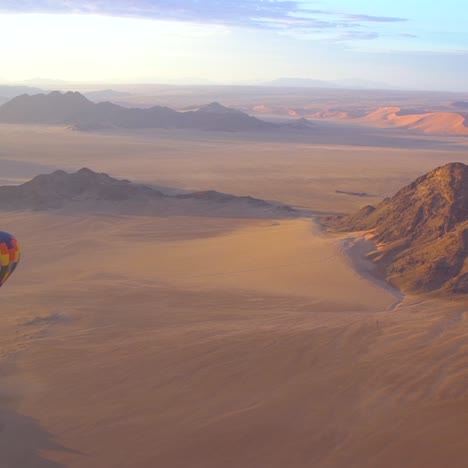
[1,0,467,91]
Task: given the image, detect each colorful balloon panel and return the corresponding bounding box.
[0,231,20,287]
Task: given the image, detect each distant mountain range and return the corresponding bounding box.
[83,89,133,102]
[0,85,45,99]
[325,163,468,294]
[0,85,133,103]
[0,168,296,218]
[259,77,393,90]
[0,91,283,132]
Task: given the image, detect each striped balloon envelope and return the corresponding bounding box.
[0,231,20,288]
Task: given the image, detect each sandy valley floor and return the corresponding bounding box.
[0,123,468,467]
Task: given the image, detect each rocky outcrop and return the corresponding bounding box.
[325,163,468,294]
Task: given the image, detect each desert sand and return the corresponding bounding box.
[0,123,467,213]
[0,123,467,467]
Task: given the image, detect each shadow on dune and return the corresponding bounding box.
[0,409,77,468]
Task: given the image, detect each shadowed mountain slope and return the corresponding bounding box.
[325,163,468,294]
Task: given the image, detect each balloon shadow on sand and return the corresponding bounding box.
[0,409,79,468]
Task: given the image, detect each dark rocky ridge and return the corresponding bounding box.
[0,91,275,132]
[0,168,296,218]
[0,168,164,210]
[325,163,468,294]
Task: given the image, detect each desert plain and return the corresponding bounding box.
[0,106,468,467]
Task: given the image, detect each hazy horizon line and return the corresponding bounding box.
[1,78,468,94]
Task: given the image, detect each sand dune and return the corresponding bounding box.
[252,104,274,113]
[313,111,349,120]
[361,107,468,135]
[243,93,468,136]
[250,104,302,118]
[304,106,468,136]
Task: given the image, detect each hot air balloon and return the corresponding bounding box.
[0,231,20,288]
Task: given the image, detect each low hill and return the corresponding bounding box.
[324,163,468,294]
[0,168,296,218]
[0,91,274,132]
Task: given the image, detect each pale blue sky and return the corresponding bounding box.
[0,1,467,90]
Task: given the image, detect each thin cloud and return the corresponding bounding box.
[345,14,407,23]
[0,1,408,30]
[0,0,321,25]
[399,33,418,38]
[338,31,380,41]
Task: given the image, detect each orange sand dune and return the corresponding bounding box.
[251,105,301,117]
[310,109,350,120]
[252,104,274,113]
[361,107,468,135]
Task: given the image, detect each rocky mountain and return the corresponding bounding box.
[324,163,468,294]
[0,168,296,218]
[285,118,315,130]
[0,168,163,210]
[184,102,244,115]
[0,92,274,132]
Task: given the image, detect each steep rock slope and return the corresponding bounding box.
[325,163,468,294]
